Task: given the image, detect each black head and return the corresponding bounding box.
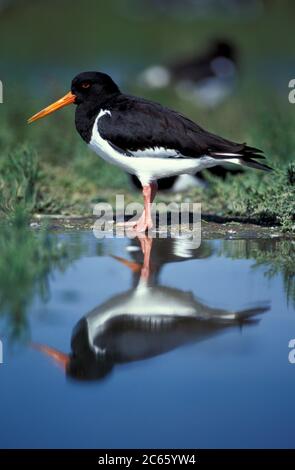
[71,71,120,105]
[66,317,114,382]
[66,352,113,382]
[213,40,236,60]
[28,70,120,125]
[71,71,121,142]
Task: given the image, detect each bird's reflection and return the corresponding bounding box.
[34,236,269,381]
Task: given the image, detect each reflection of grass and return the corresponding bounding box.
[219,239,295,307]
[0,210,83,341]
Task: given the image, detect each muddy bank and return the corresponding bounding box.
[31,213,294,240]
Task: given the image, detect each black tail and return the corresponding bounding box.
[209,142,273,172]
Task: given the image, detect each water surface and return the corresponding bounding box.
[0,232,294,449]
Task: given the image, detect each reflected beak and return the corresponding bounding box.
[31,342,70,371]
[111,255,142,273]
[28,91,76,123]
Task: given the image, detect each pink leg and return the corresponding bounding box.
[119,181,157,232]
[133,181,157,232]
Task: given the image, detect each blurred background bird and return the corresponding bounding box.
[138,38,238,109]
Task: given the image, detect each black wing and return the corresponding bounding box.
[99,94,271,170]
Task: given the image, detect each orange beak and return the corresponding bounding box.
[31,342,70,371]
[28,91,76,123]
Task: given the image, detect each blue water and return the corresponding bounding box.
[0,234,294,449]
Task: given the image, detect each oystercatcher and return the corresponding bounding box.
[139,39,238,108]
[28,71,271,231]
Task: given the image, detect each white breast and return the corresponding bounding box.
[88,109,219,186]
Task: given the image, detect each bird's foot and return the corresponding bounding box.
[132,218,153,233]
[130,211,153,232]
[116,211,153,232]
[116,211,146,227]
[116,219,138,227]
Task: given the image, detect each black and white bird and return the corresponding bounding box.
[138,39,238,108]
[28,71,271,232]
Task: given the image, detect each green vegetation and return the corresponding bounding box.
[197,161,295,231]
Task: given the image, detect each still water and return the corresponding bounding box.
[0,232,294,449]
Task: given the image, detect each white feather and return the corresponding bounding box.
[212,152,241,157]
[131,147,180,158]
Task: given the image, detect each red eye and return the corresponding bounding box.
[81,82,90,89]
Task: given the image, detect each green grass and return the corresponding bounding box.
[198,162,295,231]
